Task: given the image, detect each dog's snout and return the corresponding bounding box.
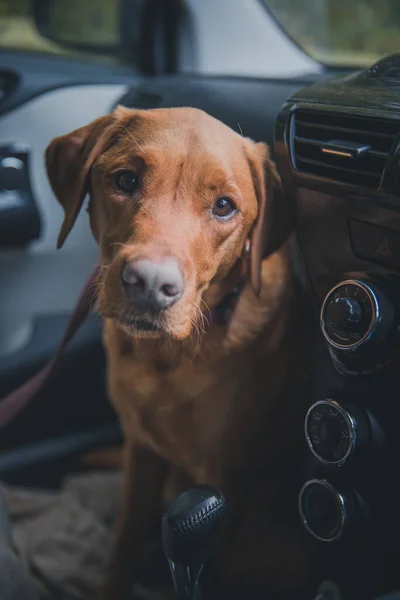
[122,257,184,312]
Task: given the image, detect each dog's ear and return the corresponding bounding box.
[45,106,132,249]
[245,141,293,296]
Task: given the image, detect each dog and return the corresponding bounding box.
[45,106,313,599]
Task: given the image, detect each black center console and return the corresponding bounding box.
[275,54,400,599]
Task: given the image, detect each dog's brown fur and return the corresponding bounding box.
[45,106,313,599]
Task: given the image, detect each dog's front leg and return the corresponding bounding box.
[97,440,167,600]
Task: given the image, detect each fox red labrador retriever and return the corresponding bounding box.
[45,106,313,599]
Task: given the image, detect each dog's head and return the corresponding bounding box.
[45,106,291,340]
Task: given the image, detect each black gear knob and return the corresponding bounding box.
[161,484,226,599]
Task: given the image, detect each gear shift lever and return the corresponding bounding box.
[161,484,226,600]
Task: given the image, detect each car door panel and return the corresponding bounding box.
[0,85,128,350]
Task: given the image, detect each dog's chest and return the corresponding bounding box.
[104,321,255,470]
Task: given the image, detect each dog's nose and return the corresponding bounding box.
[122,257,184,312]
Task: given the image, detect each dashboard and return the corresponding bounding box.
[276,54,400,599]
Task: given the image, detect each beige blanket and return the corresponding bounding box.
[3,471,123,600]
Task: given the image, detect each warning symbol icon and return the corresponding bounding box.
[377,238,392,258]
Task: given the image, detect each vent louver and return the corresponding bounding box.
[292,110,400,189]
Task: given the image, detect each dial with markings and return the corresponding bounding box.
[305,400,357,465]
[321,280,378,350]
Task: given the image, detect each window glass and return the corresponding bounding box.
[263,0,400,67]
[0,0,124,64]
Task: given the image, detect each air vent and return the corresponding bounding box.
[292,110,400,189]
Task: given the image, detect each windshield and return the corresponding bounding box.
[263,0,400,67]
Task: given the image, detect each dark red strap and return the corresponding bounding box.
[0,267,100,430]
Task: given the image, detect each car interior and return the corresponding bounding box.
[1,1,400,599]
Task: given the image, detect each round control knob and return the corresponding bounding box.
[325,297,362,333]
[305,400,369,466]
[320,279,393,351]
[299,479,357,542]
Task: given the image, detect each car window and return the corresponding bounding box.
[262,0,400,67]
[0,0,124,64]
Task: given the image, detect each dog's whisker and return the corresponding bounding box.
[191,328,202,361]
[119,123,147,154]
[188,305,206,361]
[110,242,131,250]
[200,299,212,322]
[86,282,103,308]
[194,302,207,334]
[87,263,110,270]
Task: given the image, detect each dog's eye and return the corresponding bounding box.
[212,197,237,220]
[114,170,138,193]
